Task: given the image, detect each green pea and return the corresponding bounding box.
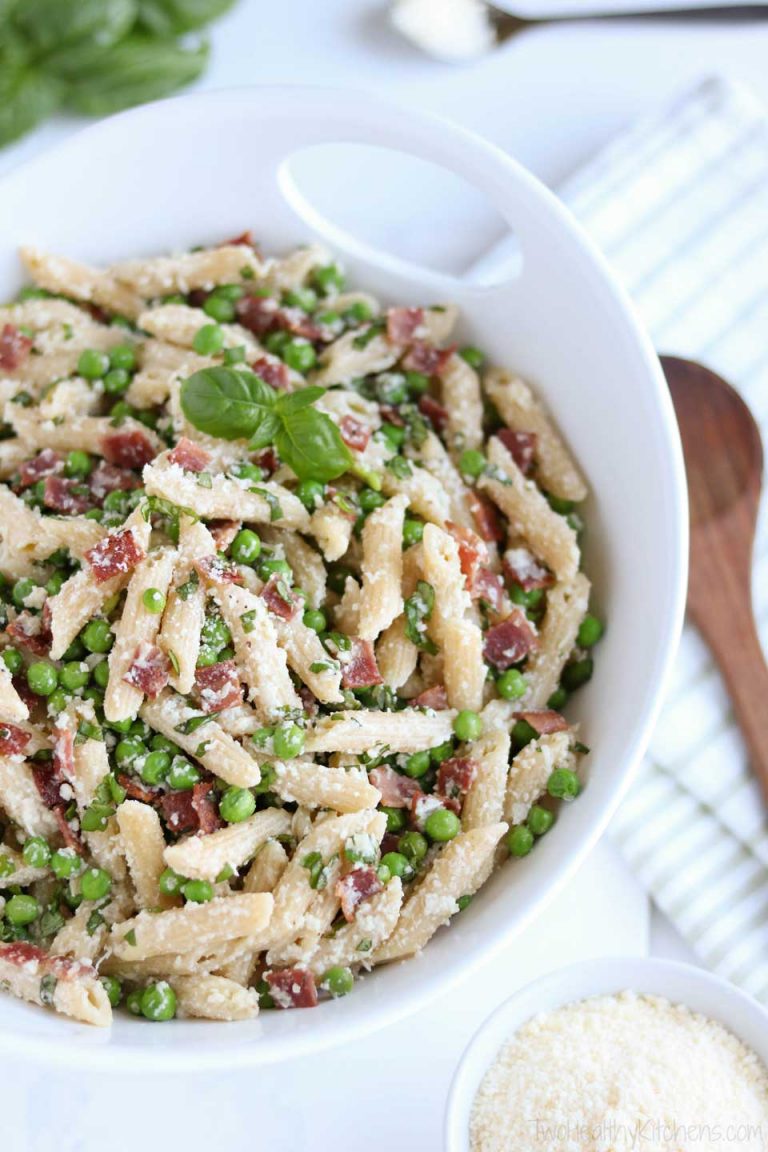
[230,529,261,565]
[459,346,484,369]
[130,721,151,741]
[214,284,245,302]
[405,370,429,396]
[424,807,461,842]
[81,804,113,832]
[114,738,143,769]
[182,879,213,903]
[196,646,219,668]
[561,658,593,692]
[60,661,90,692]
[167,756,200,791]
[380,851,412,879]
[22,836,50,869]
[192,323,225,356]
[92,660,110,689]
[81,867,112,901]
[109,344,137,372]
[140,981,177,1021]
[273,723,305,759]
[45,571,66,597]
[105,717,132,735]
[264,330,290,355]
[27,662,58,697]
[151,734,177,753]
[5,894,39,925]
[201,615,231,651]
[51,849,81,879]
[496,669,527,700]
[259,558,291,581]
[100,975,122,1007]
[231,461,264,483]
[430,739,454,765]
[77,348,110,380]
[547,687,568,711]
[547,494,575,516]
[219,786,256,824]
[381,806,407,834]
[459,448,486,478]
[158,868,185,896]
[509,584,544,610]
[0,854,15,878]
[126,989,143,1016]
[296,479,324,511]
[1,647,23,676]
[379,422,405,450]
[512,719,538,751]
[282,340,316,374]
[402,518,424,547]
[359,487,386,514]
[142,588,166,614]
[12,577,36,609]
[506,825,534,857]
[375,374,408,406]
[547,767,581,801]
[283,287,318,311]
[402,750,430,779]
[302,608,326,633]
[82,618,113,653]
[140,749,170,785]
[223,344,247,366]
[47,688,68,715]
[577,615,604,649]
[343,300,372,324]
[103,368,130,395]
[64,450,93,478]
[453,709,483,743]
[527,805,555,837]
[322,966,354,998]
[311,263,345,296]
[398,831,428,865]
[203,294,236,323]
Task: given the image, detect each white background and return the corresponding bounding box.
[3,2,768,1147]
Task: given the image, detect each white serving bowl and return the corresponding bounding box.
[446,957,768,1150]
[0,86,686,1069]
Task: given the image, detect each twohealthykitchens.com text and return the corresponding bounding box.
[530,1120,765,1148]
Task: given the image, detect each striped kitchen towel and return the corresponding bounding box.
[562,76,768,1001]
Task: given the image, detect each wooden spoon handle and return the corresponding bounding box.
[691,600,768,803]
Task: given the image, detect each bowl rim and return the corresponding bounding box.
[445,956,768,1152]
[0,84,688,1069]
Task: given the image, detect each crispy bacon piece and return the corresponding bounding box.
[265,967,318,1009]
[411,683,449,711]
[160,790,198,834]
[378,403,405,427]
[101,429,156,470]
[503,546,554,592]
[31,762,64,809]
[386,306,424,345]
[12,676,37,713]
[54,805,84,854]
[88,461,142,503]
[278,307,326,343]
[191,780,223,835]
[468,492,505,544]
[254,447,279,475]
[208,520,241,551]
[6,612,51,656]
[369,765,423,808]
[118,774,160,806]
[260,573,296,620]
[193,554,243,586]
[86,528,145,583]
[0,723,30,757]
[251,355,290,391]
[0,323,33,372]
[472,567,506,614]
[0,940,96,980]
[497,429,537,475]
[483,609,539,671]
[123,642,170,698]
[195,660,243,713]
[298,684,319,719]
[417,392,449,432]
[514,709,569,735]
[43,475,92,515]
[404,341,454,377]
[236,294,279,336]
[17,448,63,490]
[339,415,371,452]
[437,756,477,801]
[340,638,383,691]
[446,521,488,585]
[337,867,382,922]
[168,437,211,474]
[52,724,75,778]
[224,229,255,248]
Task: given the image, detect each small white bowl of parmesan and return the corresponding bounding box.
[446,957,768,1152]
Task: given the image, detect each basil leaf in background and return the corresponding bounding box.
[61,34,208,117]
[15,0,137,53]
[275,407,354,484]
[0,62,60,148]
[137,0,235,35]
[180,367,277,441]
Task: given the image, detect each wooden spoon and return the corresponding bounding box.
[662,355,768,802]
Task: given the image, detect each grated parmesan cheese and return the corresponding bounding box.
[470,991,768,1152]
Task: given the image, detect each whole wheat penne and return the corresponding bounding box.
[158,517,216,694]
[0,942,112,1027]
[20,245,143,319]
[376,615,419,689]
[111,244,264,296]
[504,730,578,825]
[117,800,176,910]
[214,583,301,719]
[173,974,260,1021]
[462,729,511,831]
[141,691,262,788]
[439,352,484,451]
[523,573,591,708]
[110,893,274,961]
[243,839,289,894]
[0,662,29,722]
[0,755,59,837]
[137,303,260,357]
[305,878,404,975]
[272,760,380,813]
[305,708,455,755]
[163,808,291,883]
[357,494,408,642]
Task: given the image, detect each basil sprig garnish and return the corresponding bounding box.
[180,368,355,484]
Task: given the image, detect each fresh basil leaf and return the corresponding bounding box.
[180,367,276,441]
[0,66,60,148]
[137,0,235,35]
[275,407,353,484]
[15,0,136,53]
[61,34,208,117]
[274,386,325,416]
[247,411,281,451]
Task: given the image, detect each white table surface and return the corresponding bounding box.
[3,3,765,1146]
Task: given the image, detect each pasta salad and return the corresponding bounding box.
[0,234,601,1026]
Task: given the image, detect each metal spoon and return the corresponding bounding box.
[662,355,768,804]
[490,4,768,43]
